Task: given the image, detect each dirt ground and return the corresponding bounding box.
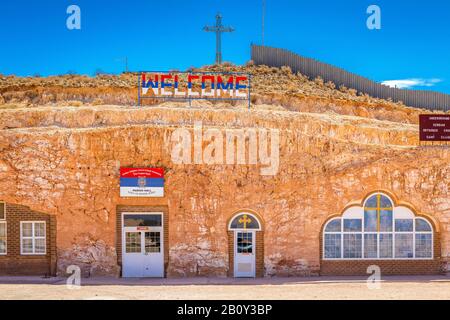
[0,275,450,300]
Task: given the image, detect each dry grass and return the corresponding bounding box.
[0,64,447,124]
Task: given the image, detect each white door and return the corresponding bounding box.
[234,231,256,277]
[142,230,163,277]
[122,213,164,278]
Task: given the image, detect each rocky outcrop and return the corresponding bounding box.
[58,234,120,277]
[1,64,449,275]
[0,64,435,124]
[0,102,448,276]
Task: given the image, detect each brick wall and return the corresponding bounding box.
[0,203,56,276]
[256,231,264,277]
[116,205,169,277]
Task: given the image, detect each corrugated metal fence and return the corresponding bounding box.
[251,45,449,111]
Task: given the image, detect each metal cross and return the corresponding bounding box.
[203,13,234,65]
[239,214,252,229]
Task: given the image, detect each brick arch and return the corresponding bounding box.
[319,190,442,275]
[227,209,264,278]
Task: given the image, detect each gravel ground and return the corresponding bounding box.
[1,276,450,300]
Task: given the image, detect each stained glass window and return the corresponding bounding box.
[364,234,378,258]
[325,218,341,232]
[343,219,362,232]
[416,218,432,232]
[343,234,362,258]
[379,210,393,232]
[415,234,432,258]
[395,234,414,258]
[230,214,260,230]
[324,234,341,258]
[395,219,413,232]
[364,210,377,232]
[379,234,393,258]
[364,194,393,232]
[323,192,433,260]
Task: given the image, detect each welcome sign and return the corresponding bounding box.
[120,168,164,197]
[138,71,251,108]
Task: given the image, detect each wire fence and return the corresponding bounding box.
[251,45,449,111]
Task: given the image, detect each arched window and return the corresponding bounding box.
[229,213,261,230]
[323,193,433,260]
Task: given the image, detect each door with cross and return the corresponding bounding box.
[229,213,261,278]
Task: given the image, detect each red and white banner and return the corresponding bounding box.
[120,168,164,178]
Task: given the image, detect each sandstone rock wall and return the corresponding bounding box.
[0,105,448,276]
[1,64,435,124]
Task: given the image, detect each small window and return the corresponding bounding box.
[395,219,413,232]
[324,234,341,258]
[379,234,393,258]
[365,195,378,207]
[0,203,5,220]
[230,213,260,230]
[145,232,160,253]
[21,222,46,255]
[379,195,392,207]
[325,219,341,232]
[237,232,253,254]
[364,194,393,232]
[364,234,378,258]
[416,218,432,232]
[124,214,161,227]
[343,219,362,232]
[379,210,393,232]
[343,234,362,258]
[0,222,6,254]
[415,234,432,258]
[395,233,414,258]
[364,210,377,232]
[125,232,141,253]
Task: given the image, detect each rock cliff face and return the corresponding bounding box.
[1,64,437,122]
[0,102,448,276]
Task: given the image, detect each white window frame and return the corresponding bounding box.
[20,221,46,255]
[0,221,6,255]
[323,194,433,261]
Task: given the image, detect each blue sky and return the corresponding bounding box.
[0,0,449,93]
